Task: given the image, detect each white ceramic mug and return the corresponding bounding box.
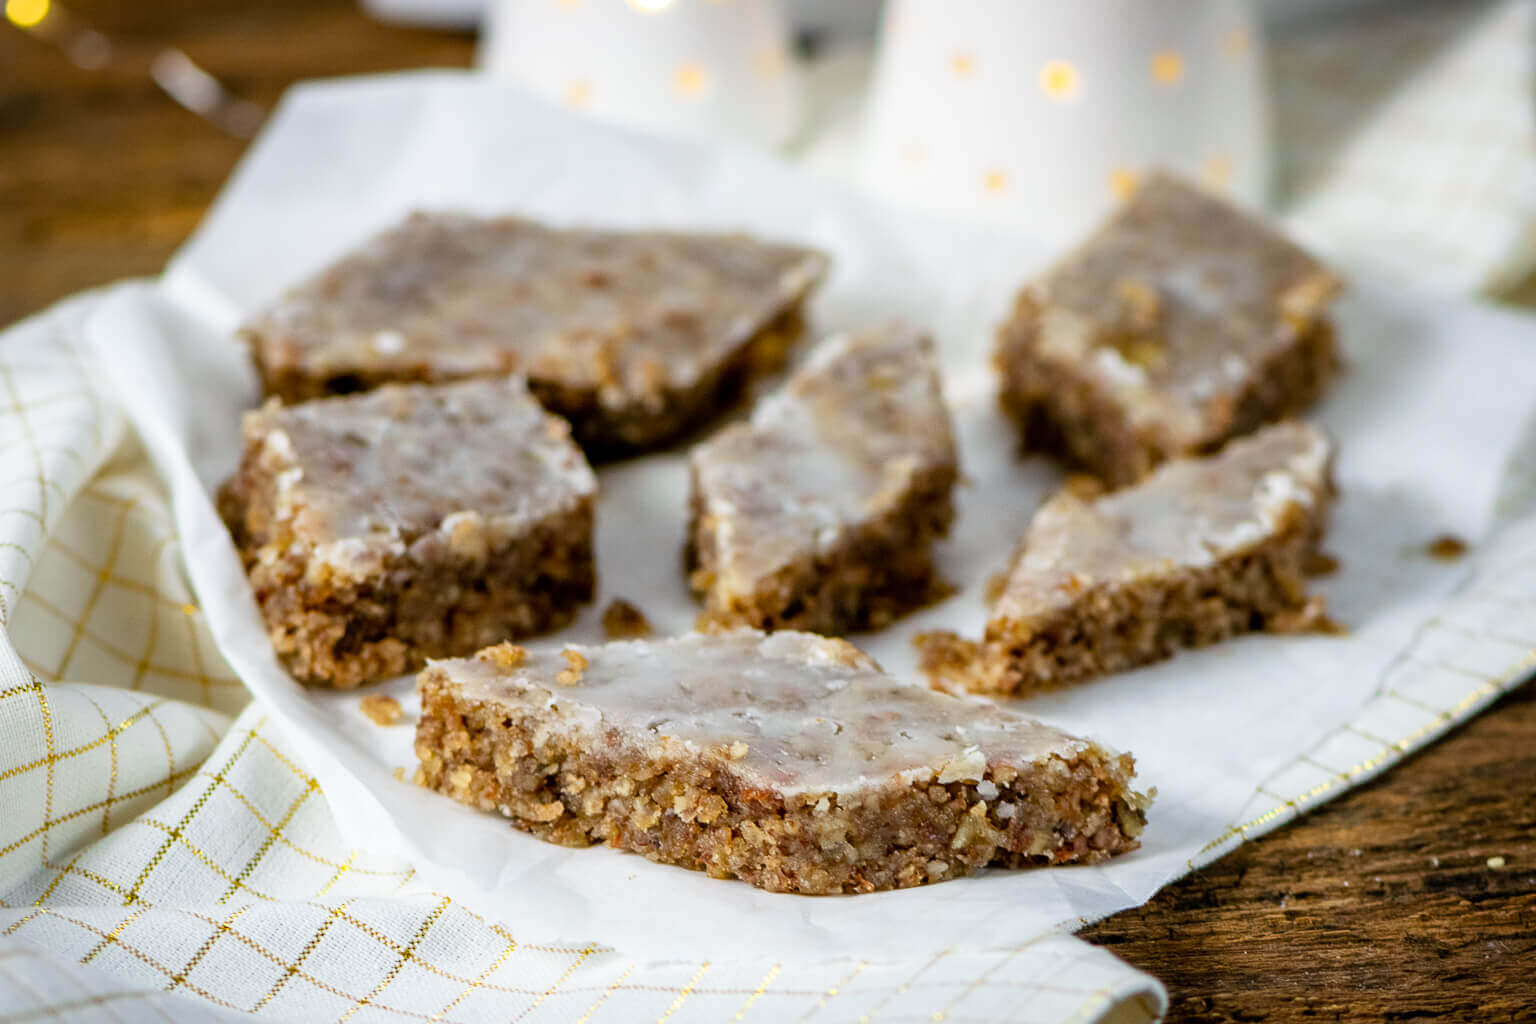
[861,0,1270,243]
[478,0,802,149]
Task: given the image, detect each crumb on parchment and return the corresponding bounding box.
[1305,551,1340,576]
[556,648,588,686]
[360,694,403,726]
[1267,595,1346,635]
[476,642,527,669]
[913,630,982,691]
[602,598,653,639]
[1426,534,1469,561]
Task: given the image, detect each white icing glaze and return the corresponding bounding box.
[1092,347,1149,390]
[245,376,595,579]
[996,421,1332,622]
[438,631,1107,799]
[690,324,957,594]
[244,212,828,406]
[371,330,406,355]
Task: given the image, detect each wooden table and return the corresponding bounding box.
[3,3,1532,1019]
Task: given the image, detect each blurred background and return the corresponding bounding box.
[2,0,1532,326]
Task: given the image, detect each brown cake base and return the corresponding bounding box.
[252,309,805,458]
[996,295,1339,488]
[415,656,1146,895]
[234,525,593,690]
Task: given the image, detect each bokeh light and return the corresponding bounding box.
[5,0,51,29]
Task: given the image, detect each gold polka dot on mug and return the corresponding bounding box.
[1040,60,1079,101]
[674,63,708,96]
[1110,168,1141,200]
[1151,51,1185,85]
[1203,154,1233,189]
[564,79,592,109]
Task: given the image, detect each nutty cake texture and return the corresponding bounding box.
[220,377,597,689]
[415,631,1148,895]
[687,324,959,634]
[996,172,1343,486]
[241,212,828,454]
[921,421,1335,696]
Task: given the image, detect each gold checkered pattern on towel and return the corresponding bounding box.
[1274,0,1536,295]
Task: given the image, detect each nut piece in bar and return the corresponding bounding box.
[242,213,829,454]
[415,630,1149,894]
[220,376,597,689]
[921,421,1334,696]
[995,172,1342,486]
[687,324,959,634]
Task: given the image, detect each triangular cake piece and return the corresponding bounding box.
[919,421,1335,696]
[687,324,959,634]
[415,630,1149,894]
[996,172,1343,486]
[241,212,828,454]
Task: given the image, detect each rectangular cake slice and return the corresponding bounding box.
[415,631,1148,895]
[242,212,828,455]
[996,172,1342,486]
[220,376,597,688]
[687,324,959,633]
[919,421,1334,696]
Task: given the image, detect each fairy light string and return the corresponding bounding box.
[6,0,265,138]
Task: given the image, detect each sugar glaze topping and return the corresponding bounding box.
[246,212,828,404]
[246,376,595,575]
[438,631,1102,799]
[691,324,956,592]
[996,421,1332,621]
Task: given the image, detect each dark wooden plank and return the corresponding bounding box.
[2,3,1533,1018]
[0,0,474,323]
[1083,680,1536,1022]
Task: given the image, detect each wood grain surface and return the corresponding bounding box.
[2,3,1532,1020]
